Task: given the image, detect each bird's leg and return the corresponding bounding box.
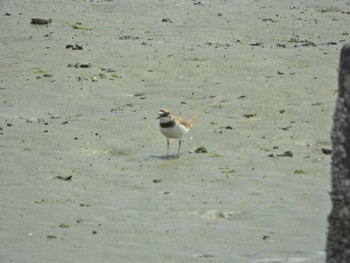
[167,138,170,157]
[177,139,181,157]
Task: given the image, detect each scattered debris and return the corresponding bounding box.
[327,42,338,46]
[205,41,230,48]
[66,44,83,50]
[201,209,242,220]
[42,74,53,77]
[193,1,203,6]
[262,18,277,22]
[276,151,293,157]
[68,63,92,68]
[250,42,262,47]
[210,153,223,157]
[34,69,47,74]
[301,41,317,47]
[279,125,292,131]
[35,199,47,204]
[220,167,236,174]
[243,113,257,118]
[152,178,162,183]
[54,175,72,181]
[195,146,208,153]
[322,148,332,155]
[31,18,52,25]
[214,125,234,134]
[119,35,139,40]
[161,18,173,23]
[101,67,116,72]
[71,22,93,30]
[262,235,270,240]
[294,169,308,174]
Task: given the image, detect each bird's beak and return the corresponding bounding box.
[156,116,161,119]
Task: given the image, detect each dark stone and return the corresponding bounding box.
[326,44,350,262]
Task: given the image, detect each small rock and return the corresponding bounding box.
[161,18,173,23]
[119,35,139,40]
[277,43,286,48]
[327,42,337,46]
[66,44,83,50]
[195,146,208,153]
[31,18,52,25]
[78,63,92,68]
[250,42,262,47]
[276,151,293,157]
[243,113,257,118]
[321,148,332,155]
[55,175,72,181]
[294,169,308,174]
[262,18,277,22]
[280,125,292,131]
[152,179,162,183]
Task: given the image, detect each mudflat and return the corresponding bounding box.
[0,0,345,262]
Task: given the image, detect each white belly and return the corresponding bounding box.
[160,124,189,139]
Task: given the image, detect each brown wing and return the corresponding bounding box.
[186,115,196,127]
[174,115,196,128]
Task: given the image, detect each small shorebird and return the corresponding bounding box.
[157,108,196,157]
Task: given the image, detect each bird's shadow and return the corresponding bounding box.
[151,154,183,160]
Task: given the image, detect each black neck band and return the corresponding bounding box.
[160,120,176,128]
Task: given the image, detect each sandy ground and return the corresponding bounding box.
[0,0,347,262]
